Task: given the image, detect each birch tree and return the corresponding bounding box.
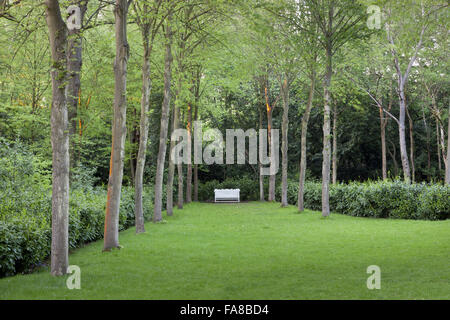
[44,0,70,275]
[103,0,131,250]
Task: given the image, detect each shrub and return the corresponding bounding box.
[0,186,154,278]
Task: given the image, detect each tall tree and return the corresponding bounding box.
[383,1,446,182]
[132,0,163,233]
[67,0,88,171]
[45,0,70,275]
[154,6,174,222]
[305,0,368,216]
[103,0,131,250]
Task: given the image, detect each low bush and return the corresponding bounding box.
[276,179,449,220]
[0,186,154,278]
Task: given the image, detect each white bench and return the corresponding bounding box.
[214,189,240,203]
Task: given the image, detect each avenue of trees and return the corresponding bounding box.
[0,0,448,275]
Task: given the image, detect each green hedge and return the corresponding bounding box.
[275,180,449,220]
[0,186,153,278]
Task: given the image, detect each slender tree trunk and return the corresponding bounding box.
[264,84,275,202]
[259,106,264,201]
[446,107,450,184]
[440,118,448,180]
[186,104,192,203]
[67,1,87,172]
[298,71,315,211]
[134,35,152,233]
[388,140,399,177]
[422,107,431,174]
[322,46,332,217]
[154,16,173,221]
[104,0,130,250]
[45,0,69,276]
[332,103,338,184]
[406,106,415,182]
[177,109,184,209]
[129,106,138,185]
[436,119,442,172]
[280,78,289,207]
[380,107,387,180]
[398,85,411,182]
[166,105,177,216]
[193,102,199,201]
[267,108,275,201]
[177,160,183,208]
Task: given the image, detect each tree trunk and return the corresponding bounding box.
[280,78,289,207]
[259,100,264,201]
[398,86,411,182]
[186,104,192,203]
[67,1,87,172]
[134,35,152,234]
[129,106,138,185]
[267,108,275,201]
[193,101,199,201]
[154,16,173,221]
[436,119,441,172]
[177,161,183,209]
[322,46,332,217]
[45,0,70,276]
[166,105,176,215]
[406,106,415,182]
[177,109,184,209]
[446,107,450,184]
[298,71,315,211]
[104,0,130,250]
[380,105,387,180]
[332,102,338,184]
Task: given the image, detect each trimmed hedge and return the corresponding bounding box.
[276,180,449,220]
[0,186,153,278]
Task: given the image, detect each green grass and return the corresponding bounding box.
[1,202,449,300]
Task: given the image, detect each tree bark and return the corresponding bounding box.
[446,106,450,184]
[134,33,152,233]
[193,102,199,201]
[436,119,441,172]
[332,102,338,185]
[398,85,411,182]
[177,158,184,209]
[280,78,289,207]
[67,1,87,172]
[322,45,332,217]
[258,105,264,201]
[193,89,199,201]
[406,106,415,182]
[104,0,130,250]
[186,103,192,203]
[154,15,173,222]
[177,109,184,209]
[298,71,315,211]
[264,86,276,202]
[380,105,387,180]
[45,0,70,276]
[166,105,177,216]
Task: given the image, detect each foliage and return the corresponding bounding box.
[276,179,450,220]
[0,141,154,277]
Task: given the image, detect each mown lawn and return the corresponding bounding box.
[1,202,449,300]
